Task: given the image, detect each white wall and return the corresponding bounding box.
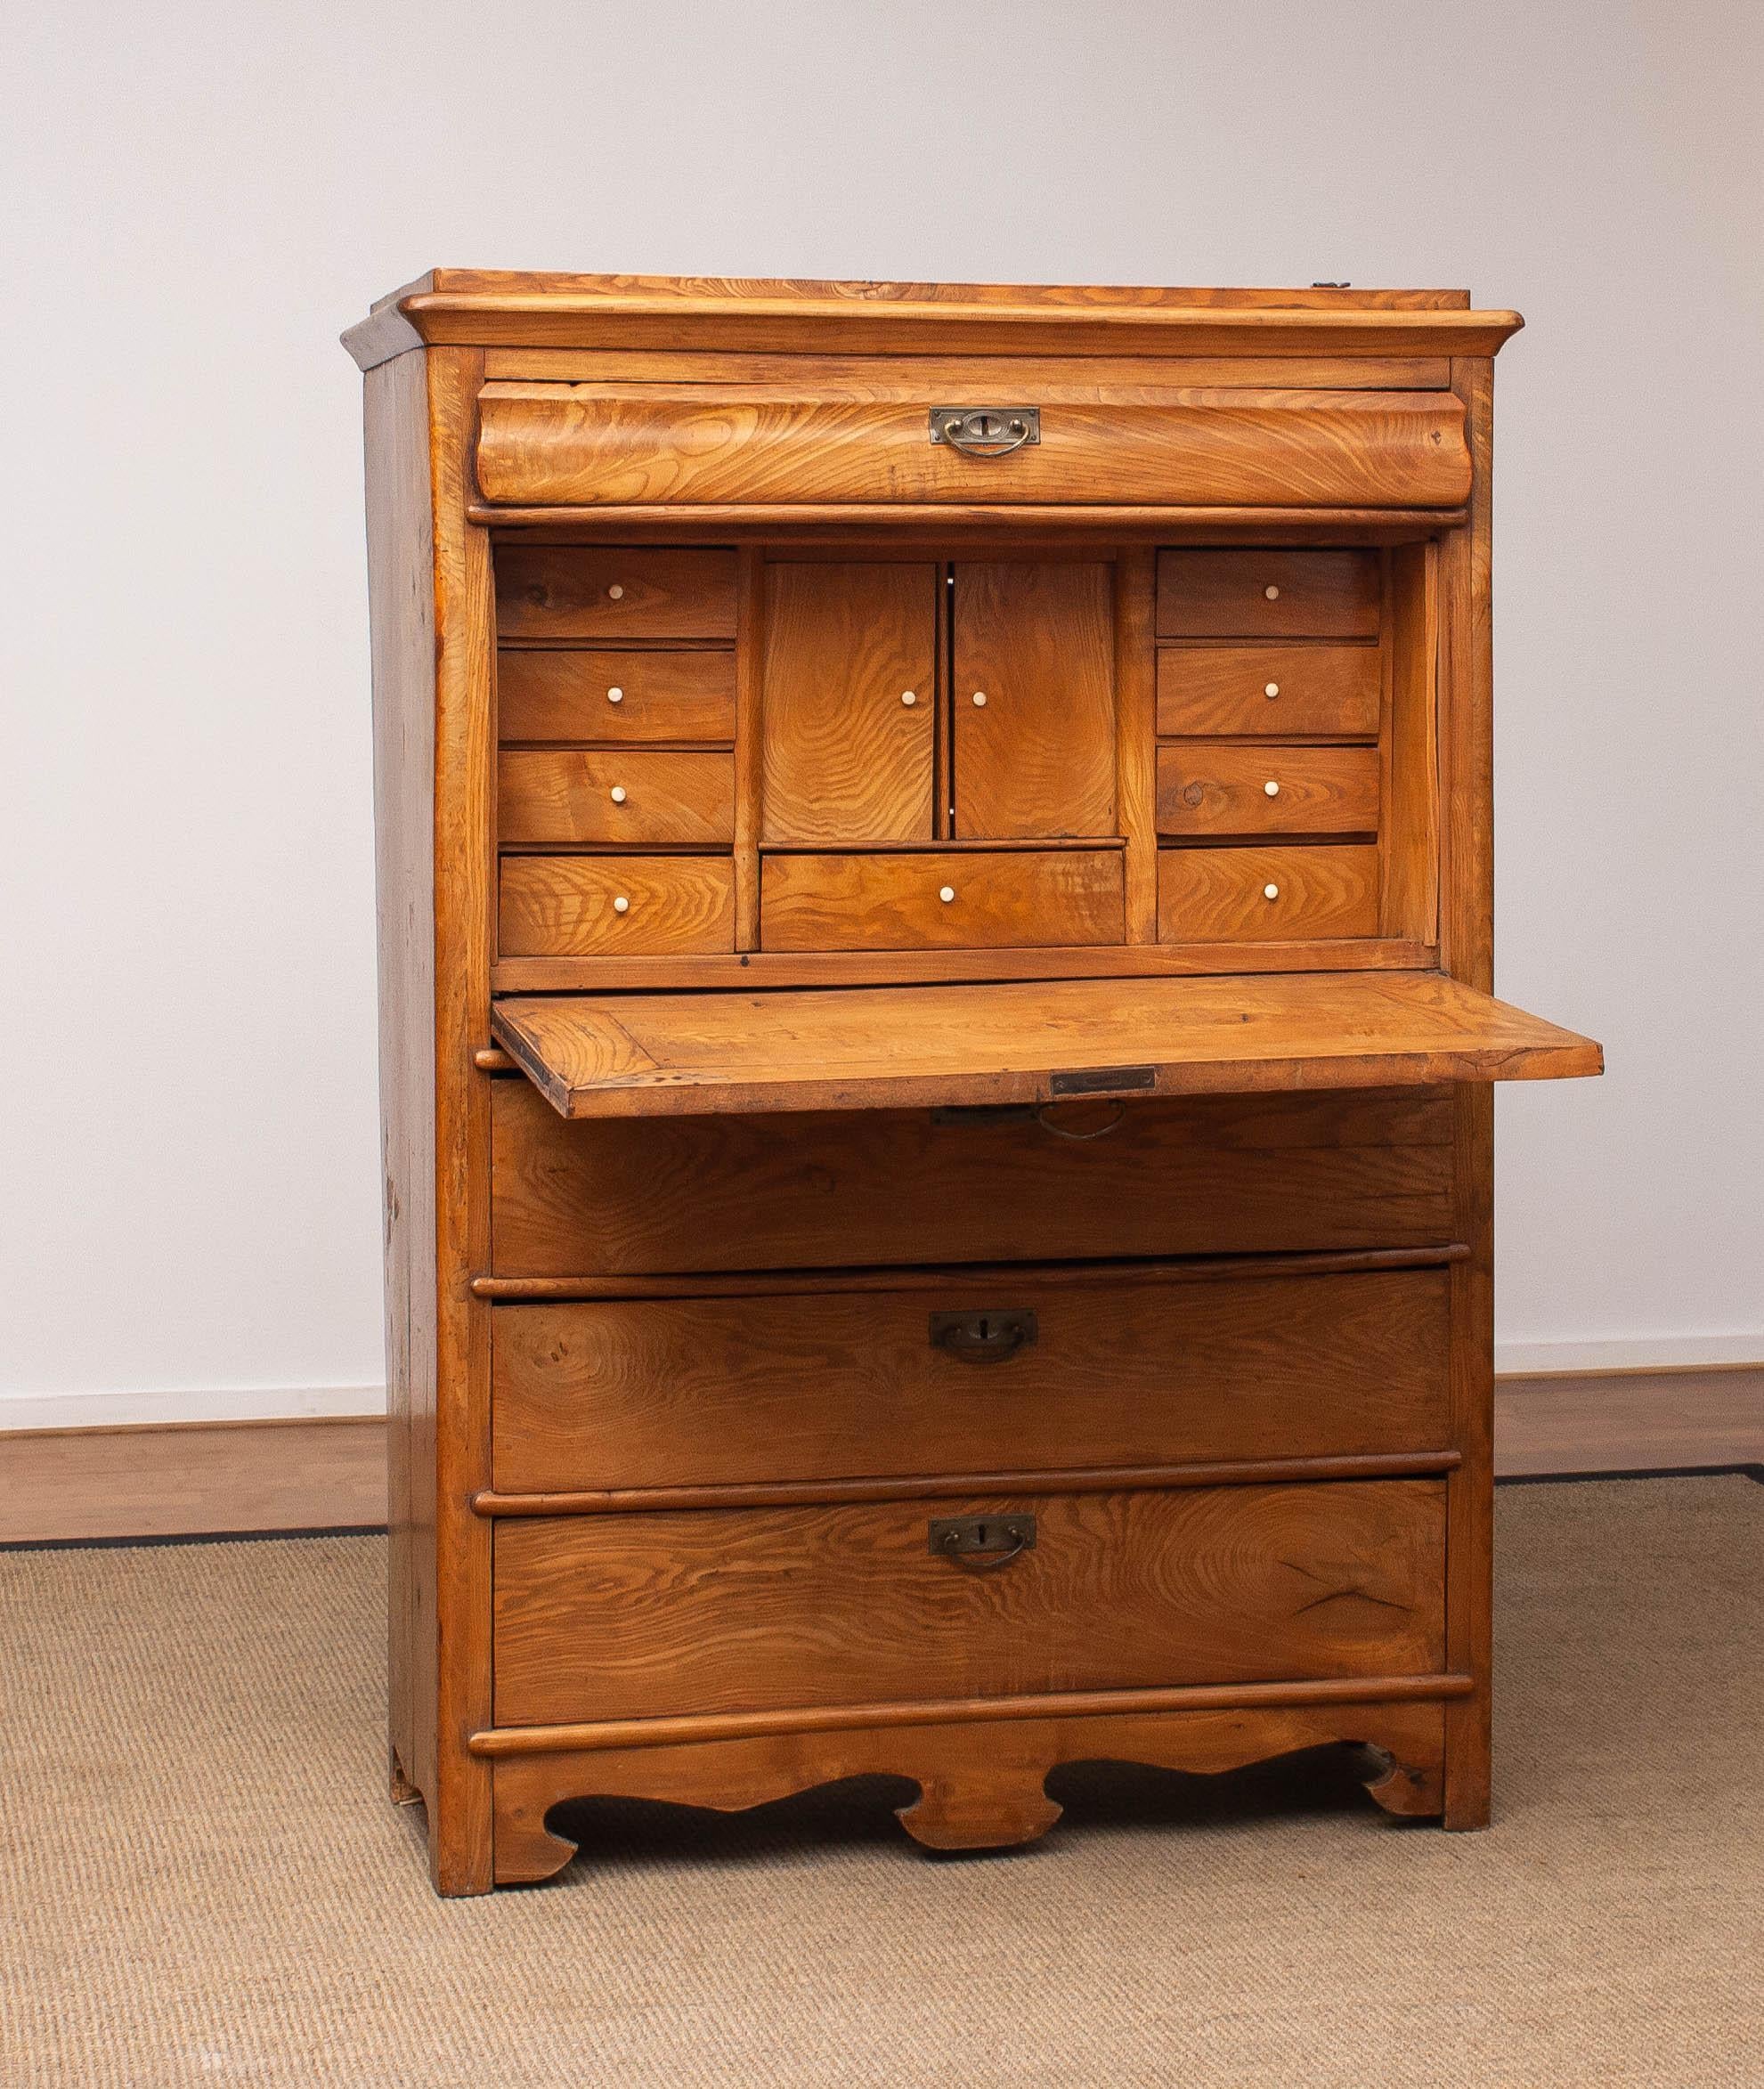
[3,0,1760,1427]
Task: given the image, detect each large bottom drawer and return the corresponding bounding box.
[490,1266,1451,1494]
[490,1077,1454,1275]
[492,1479,1447,1727]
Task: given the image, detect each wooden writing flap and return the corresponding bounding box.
[490,972,1601,1120]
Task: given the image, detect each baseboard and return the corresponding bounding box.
[7,1337,1760,1434]
[1,1416,388,1546]
[1493,1334,1763,1377]
[4,1366,1760,1545]
[0,1384,386,1433]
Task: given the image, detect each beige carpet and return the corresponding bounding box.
[1,1476,1759,2088]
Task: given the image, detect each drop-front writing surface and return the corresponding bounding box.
[346,273,1599,1894]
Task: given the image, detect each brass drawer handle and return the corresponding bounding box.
[929,1514,1036,1570]
[929,406,1040,457]
[929,1308,1037,1363]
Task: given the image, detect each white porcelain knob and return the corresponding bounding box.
[971,691,987,707]
[1264,584,1280,600]
[607,583,625,600]
[901,690,917,706]
[1264,681,1280,698]
[1264,883,1280,900]
[1264,779,1280,797]
[610,785,627,804]
[607,686,624,703]
[939,885,956,903]
[613,895,630,914]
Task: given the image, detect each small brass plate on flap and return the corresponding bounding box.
[1048,1064,1158,1098]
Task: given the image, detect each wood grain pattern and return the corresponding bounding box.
[491,1480,1448,1726]
[1114,549,1158,940]
[1159,845,1380,942]
[472,502,1467,538]
[490,1267,1451,1493]
[1157,643,1380,737]
[760,563,937,841]
[1155,744,1379,837]
[494,546,736,640]
[1379,540,1440,940]
[760,848,1124,953]
[496,648,734,744]
[953,562,1115,838]
[431,269,1476,310]
[488,971,1599,1120]
[498,748,733,845]
[1158,550,1381,638]
[498,855,734,957]
[488,1077,1457,1275]
[490,935,1436,995]
[489,1698,1448,1878]
[479,348,1459,391]
[476,386,1473,509]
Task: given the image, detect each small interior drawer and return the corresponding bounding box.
[498,648,735,744]
[499,854,735,956]
[1156,744,1380,839]
[1158,551,1380,638]
[495,547,736,641]
[490,1266,1451,1495]
[1159,845,1379,942]
[1157,643,1380,737]
[499,748,734,846]
[492,1478,1448,1725]
[760,849,1125,952]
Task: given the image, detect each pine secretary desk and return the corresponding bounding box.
[344,274,1601,1896]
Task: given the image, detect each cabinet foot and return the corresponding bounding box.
[896,1769,1063,1851]
[388,1743,422,1808]
[486,1696,1451,1885]
[1356,1743,1445,1818]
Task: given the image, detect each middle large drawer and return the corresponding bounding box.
[490,1265,1450,1495]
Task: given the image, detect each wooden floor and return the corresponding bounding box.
[3,1370,1759,1544]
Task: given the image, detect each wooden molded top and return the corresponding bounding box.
[344,272,1522,370]
[491,971,1600,1120]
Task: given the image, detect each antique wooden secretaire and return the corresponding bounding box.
[343,273,1602,1895]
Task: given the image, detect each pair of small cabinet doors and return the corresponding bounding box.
[760,561,1115,844]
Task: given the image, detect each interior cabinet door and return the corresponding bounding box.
[761,562,938,842]
[953,562,1116,839]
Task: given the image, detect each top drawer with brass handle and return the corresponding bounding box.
[476,382,1472,509]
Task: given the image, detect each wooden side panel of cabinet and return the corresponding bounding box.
[363,347,439,1823]
[363,347,497,1894]
[1441,358,1497,1830]
[760,563,939,841]
[952,563,1117,838]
